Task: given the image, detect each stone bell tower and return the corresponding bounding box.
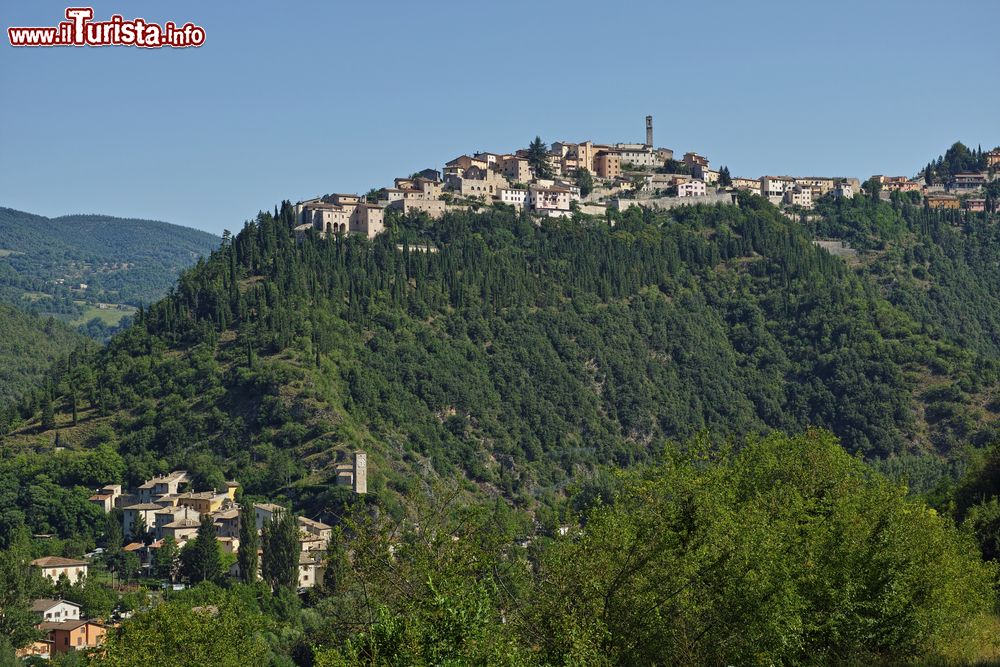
[645,115,653,148]
[353,450,367,494]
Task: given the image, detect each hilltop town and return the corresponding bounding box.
[290,116,1000,240]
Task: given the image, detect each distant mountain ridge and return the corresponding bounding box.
[0,206,220,337]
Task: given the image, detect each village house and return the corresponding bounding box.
[15,640,53,661]
[682,152,710,170]
[213,507,241,538]
[176,490,231,514]
[543,153,563,177]
[390,176,443,201]
[730,177,761,193]
[153,505,199,539]
[761,176,796,201]
[31,557,88,585]
[334,450,368,494]
[297,194,386,240]
[871,175,920,193]
[255,502,285,531]
[137,471,190,504]
[949,172,988,191]
[793,177,836,195]
[498,187,528,209]
[31,599,81,623]
[444,155,489,179]
[38,619,106,656]
[693,165,720,184]
[963,198,986,212]
[615,144,663,169]
[161,518,201,544]
[217,536,240,555]
[88,492,114,513]
[784,186,813,208]
[986,149,1000,168]
[677,180,708,197]
[122,503,163,538]
[594,151,622,180]
[498,155,533,183]
[528,186,573,216]
[298,516,333,551]
[88,484,121,512]
[833,182,855,199]
[299,553,325,589]
[446,166,509,200]
[926,193,961,209]
[472,152,503,169]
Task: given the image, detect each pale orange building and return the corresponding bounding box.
[38,619,106,655]
[594,151,622,180]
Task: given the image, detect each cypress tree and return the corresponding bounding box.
[237,507,259,584]
[261,509,298,592]
[181,514,222,584]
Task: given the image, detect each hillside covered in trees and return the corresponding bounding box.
[6,192,1000,663]
[0,207,219,339]
[0,303,89,406]
[4,195,1000,527]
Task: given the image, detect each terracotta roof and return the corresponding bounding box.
[124,503,163,511]
[123,543,144,552]
[38,619,101,632]
[31,557,88,568]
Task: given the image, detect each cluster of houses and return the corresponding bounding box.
[289,118,998,239]
[917,151,1000,211]
[21,452,369,659]
[292,116,680,236]
[16,595,106,661]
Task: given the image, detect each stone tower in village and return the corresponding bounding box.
[645,115,653,148]
[353,450,367,494]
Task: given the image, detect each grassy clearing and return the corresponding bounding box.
[70,304,136,326]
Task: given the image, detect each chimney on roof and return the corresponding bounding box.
[645,115,653,148]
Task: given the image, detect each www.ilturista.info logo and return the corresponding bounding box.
[8,7,205,48]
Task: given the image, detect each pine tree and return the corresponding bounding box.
[130,513,147,544]
[719,166,733,187]
[154,535,179,582]
[526,136,552,179]
[237,507,259,584]
[181,514,222,584]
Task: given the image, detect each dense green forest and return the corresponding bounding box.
[0,303,90,405]
[2,431,997,665]
[0,207,219,338]
[4,194,1000,530]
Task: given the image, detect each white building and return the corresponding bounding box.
[761,176,796,202]
[31,599,82,623]
[677,180,708,197]
[784,187,813,208]
[528,187,572,216]
[833,182,855,199]
[498,187,528,209]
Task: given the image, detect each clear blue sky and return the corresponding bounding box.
[2,0,998,235]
